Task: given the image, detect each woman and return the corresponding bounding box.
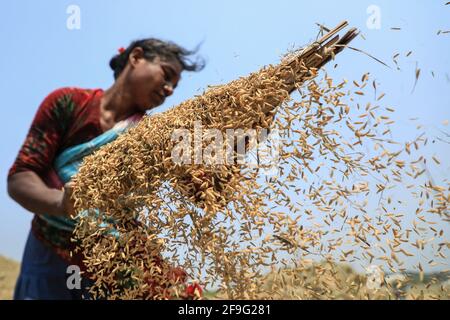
[7,38,204,299]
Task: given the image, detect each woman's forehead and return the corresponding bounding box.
[156,56,183,74]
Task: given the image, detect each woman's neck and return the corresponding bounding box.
[100,79,136,124]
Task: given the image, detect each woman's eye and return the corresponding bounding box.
[163,69,171,82]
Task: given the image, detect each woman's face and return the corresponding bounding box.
[125,48,182,112]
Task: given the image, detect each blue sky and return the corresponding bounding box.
[0,0,449,268]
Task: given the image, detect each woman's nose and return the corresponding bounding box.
[163,83,174,97]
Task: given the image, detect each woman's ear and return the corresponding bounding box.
[128,47,145,68]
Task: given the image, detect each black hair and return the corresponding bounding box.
[109,38,205,80]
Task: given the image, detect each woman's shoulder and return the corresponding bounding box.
[37,87,103,116]
[45,86,102,102]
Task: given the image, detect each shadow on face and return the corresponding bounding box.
[125,52,183,112]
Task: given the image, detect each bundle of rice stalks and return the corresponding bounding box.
[74,21,357,214]
[71,21,449,300]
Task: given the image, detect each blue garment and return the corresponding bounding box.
[14,231,92,300]
[41,119,134,232]
[14,116,141,300]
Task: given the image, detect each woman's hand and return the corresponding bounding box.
[8,171,75,217]
[56,181,76,217]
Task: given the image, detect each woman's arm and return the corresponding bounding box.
[7,88,79,218]
[7,171,74,217]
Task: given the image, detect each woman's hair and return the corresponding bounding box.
[109,38,205,79]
